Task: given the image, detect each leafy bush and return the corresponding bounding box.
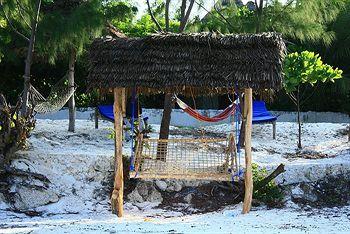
[252,163,284,207]
[75,91,98,107]
[0,94,35,170]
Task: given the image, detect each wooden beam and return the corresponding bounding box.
[242,88,253,214]
[272,121,276,140]
[111,88,124,217]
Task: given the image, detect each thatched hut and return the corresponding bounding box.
[87,32,286,217]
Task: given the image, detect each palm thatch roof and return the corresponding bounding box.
[87,32,286,93]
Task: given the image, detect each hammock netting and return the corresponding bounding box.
[29,74,75,114]
[131,136,241,181]
[129,96,242,181]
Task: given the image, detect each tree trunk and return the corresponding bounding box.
[68,49,76,132]
[165,0,171,31]
[297,86,302,149]
[255,0,264,33]
[157,93,174,160]
[179,0,195,32]
[21,0,42,116]
[157,0,194,149]
[159,93,174,140]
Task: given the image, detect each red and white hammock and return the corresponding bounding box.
[175,96,237,122]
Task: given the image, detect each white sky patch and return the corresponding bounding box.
[134,0,288,20]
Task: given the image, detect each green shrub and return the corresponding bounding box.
[75,91,98,107]
[252,163,284,207]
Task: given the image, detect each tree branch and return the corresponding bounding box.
[254,164,285,191]
[299,84,309,100]
[193,0,231,30]
[0,4,29,42]
[15,0,32,30]
[179,0,187,26]
[287,92,298,106]
[14,0,31,15]
[165,0,171,32]
[270,0,295,24]
[213,3,234,31]
[146,0,163,32]
[300,84,320,107]
[179,0,195,32]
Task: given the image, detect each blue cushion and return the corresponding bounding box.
[98,105,148,122]
[252,101,277,123]
[98,105,114,121]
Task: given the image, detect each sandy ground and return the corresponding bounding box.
[1,204,350,234]
[0,119,349,233]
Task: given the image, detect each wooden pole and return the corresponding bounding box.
[111,88,124,217]
[242,88,253,214]
[94,107,99,129]
[272,121,276,140]
[121,88,126,117]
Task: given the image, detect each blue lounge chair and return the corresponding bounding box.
[252,101,277,139]
[97,105,114,122]
[95,105,148,129]
[94,105,113,128]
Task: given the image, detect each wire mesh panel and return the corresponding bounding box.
[130,137,236,181]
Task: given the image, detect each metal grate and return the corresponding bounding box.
[130,136,237,181]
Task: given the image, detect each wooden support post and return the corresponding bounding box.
[134,134,144,173]
[95,107,99,129]
[272,121,276,140]
[121,88,126,117]
[111,88,125,217]
[243,88,253,214]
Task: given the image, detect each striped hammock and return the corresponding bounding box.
[175,96,236,122]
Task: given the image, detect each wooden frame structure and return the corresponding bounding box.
[131,137,234,181]
[87,32,286,217]
[110,87,253,216]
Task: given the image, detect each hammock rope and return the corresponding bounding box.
[175,95,236,122]
[29,74,76,114]
[130,87,136,172]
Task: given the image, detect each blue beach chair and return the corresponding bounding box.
[252,101,277,139]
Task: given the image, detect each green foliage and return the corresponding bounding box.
[104,0,137,25]
[283,50,343,148]
[37,0,105,62]
[252,163,284,207]
[0,0,39,63]
[283,51,343,93]
[329,0,350,61]
[0,17,7,62]
[189,4,254,33]
[115,12,180,37]
[115,14,158,37]
[107,118,153,151]
[75,92,98,108]
[192,0,346,44]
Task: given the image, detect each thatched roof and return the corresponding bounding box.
[87,32,286,93]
